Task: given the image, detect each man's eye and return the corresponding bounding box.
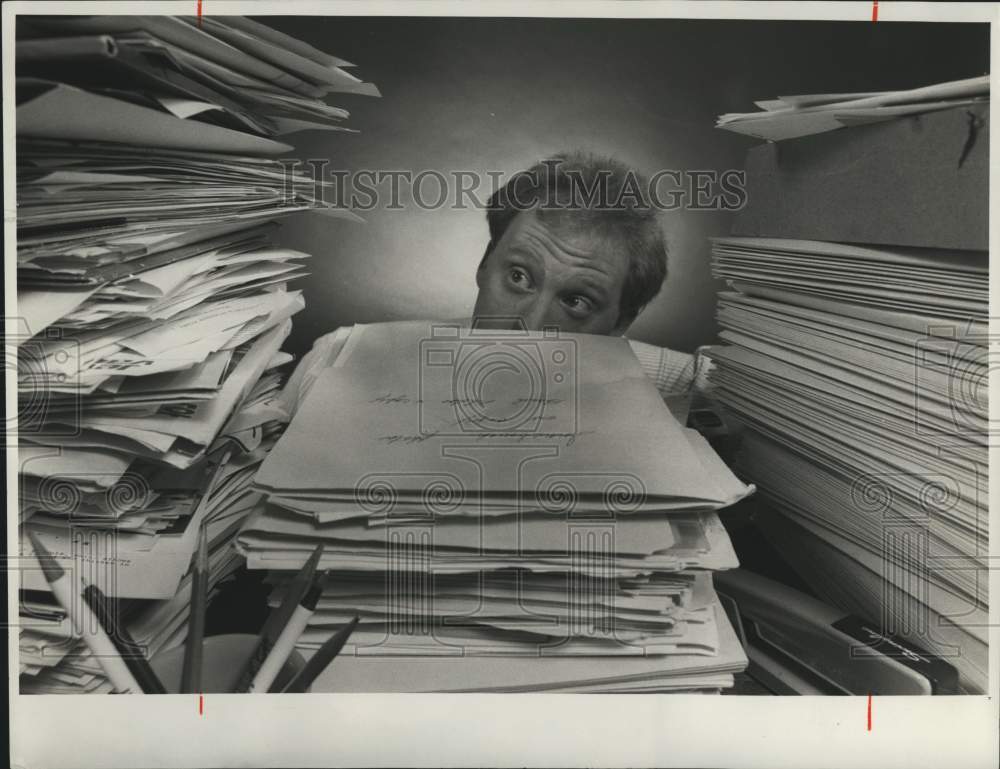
[508,268,531,287]
[564,295,593,314]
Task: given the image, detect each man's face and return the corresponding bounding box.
[472,210,632,335]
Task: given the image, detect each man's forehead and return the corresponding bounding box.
[504,210,629,276]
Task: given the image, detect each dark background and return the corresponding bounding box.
[252,17,989,358]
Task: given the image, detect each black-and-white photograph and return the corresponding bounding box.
[5,1,997,767]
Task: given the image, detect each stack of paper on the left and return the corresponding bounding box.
[20,517,245,692]
[238,321,754,693]
[14,14,377,693]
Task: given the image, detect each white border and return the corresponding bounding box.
[5,3,999,768]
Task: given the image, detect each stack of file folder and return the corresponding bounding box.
[238,321,753,692]
[715,76,988,141]
[15,15,376,693]
[707,236,988,693]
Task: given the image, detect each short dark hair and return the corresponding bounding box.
[484,151,667,323]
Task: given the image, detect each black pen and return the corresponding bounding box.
[280,615,359,694]
[233,543,324,692]
[82,583,167,694]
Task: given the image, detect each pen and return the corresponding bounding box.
[180,523,209,693]
[280,615,359,694]
[28,530,142,694]
[250,570,326,693]
[82,583,167,694]
[233,543,324,692]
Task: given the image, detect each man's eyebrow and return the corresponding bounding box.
[565,276,610,301]
[506,246,543,267]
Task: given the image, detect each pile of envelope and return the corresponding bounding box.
[238,320,753,692]
[715,76,988,141]
[707,236,988,693]
[15,15,375,693]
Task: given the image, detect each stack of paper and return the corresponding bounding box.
[238,320,753,692]
[20,527,244,692]
[17,15,378,142]
[16,146,352,285]
[707,236,988,693]
[15,15,376,693]
[20,381,292,597]
[716,76,988,141]
[18,358,295,692]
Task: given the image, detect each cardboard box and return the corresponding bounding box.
[731,104,988,251]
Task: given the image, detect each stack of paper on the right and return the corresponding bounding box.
[709,82,989,693]
[238,320,754,692]
[716,75,988,141]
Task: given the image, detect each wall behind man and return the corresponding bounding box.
[258,17,989,357]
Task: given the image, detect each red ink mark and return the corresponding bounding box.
[867,693,872,731]
[872,1,878,22]
[199,694,204,715]
[197,0,203,28]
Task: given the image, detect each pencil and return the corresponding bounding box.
[82,583,167,694]
[175,452,232,693]
[27,530,142,694]
[180,523,209,693]
[280,615,359,694]
[249,570,326,693]
[233,542,324,692]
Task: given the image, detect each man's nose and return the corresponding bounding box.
[519,296,561,331]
